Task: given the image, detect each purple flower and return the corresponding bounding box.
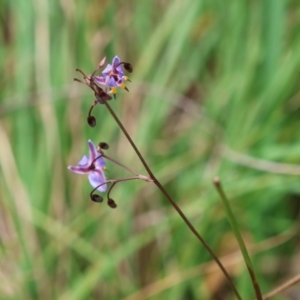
[94,56,129,96]
[68,140,107,192]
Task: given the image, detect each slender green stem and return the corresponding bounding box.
[213,177,263,300]
[101,98,242,300]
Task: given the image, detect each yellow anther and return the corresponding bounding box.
[124,76,129,81]
[120,83,126,89]
[102,166,107,171]
[110,87,117,94]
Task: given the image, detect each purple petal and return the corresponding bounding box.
[88,170,107,192]
[94,76,106,85]
[116,78,124,86]
[88,140,98,163]
[115,65,124,76]
[105,76,118,87]
[68,165,89,175]
[95,156,106,169]
[102,64,112,76]
[112,56,121,69]
[78,155,89,167]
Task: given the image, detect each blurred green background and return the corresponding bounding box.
[1,0,300,299]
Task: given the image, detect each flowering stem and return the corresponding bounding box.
[101,98,242,300]
[213,177,263,300]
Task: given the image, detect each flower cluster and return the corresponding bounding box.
[69,56,151,208]
[94,56,132,98]
[74,56,132,127]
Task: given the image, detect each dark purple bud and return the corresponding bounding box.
[99,142,109,150]
[91,194,103,203]
[87,116,96,127]
[108,198,117,209]
[123,63,133,73]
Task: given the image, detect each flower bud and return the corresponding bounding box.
[123,63,133,73]
[108,198,117,208]
[98,57,107,68]
[87,116,96,127]
[91,194,103,203]
[99,142,109,150]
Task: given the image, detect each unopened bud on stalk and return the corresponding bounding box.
[87,116,96,127]
[99,142,109,150]
[108,198,117,208]
[123,62,133,73]
[91,194,103,203]
[98,57,107,68]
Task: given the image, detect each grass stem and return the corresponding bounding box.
[213,177,263,300]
